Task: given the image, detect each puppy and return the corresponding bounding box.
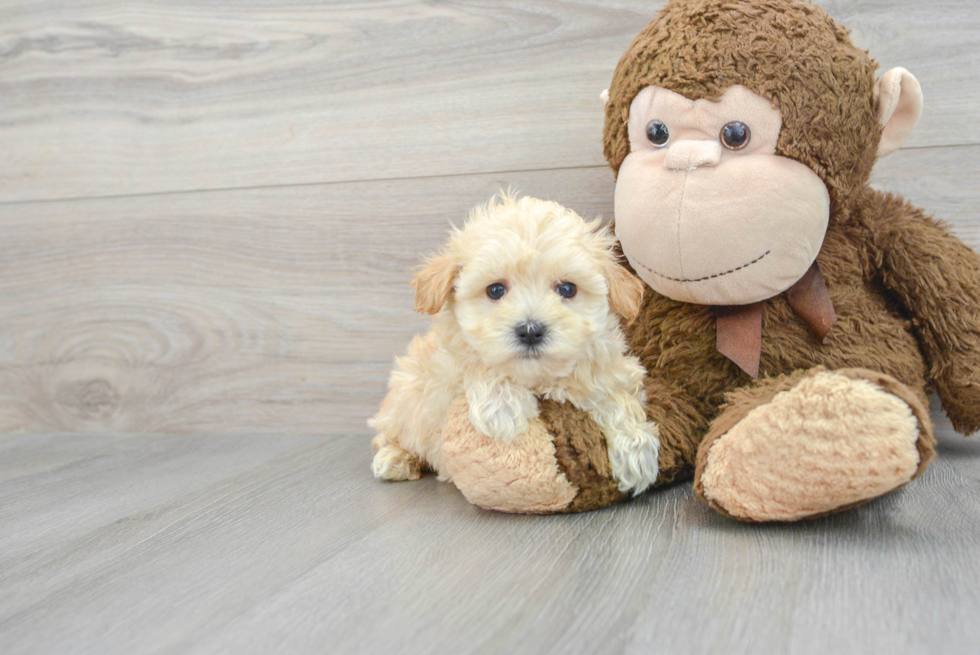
[369,194,660,495]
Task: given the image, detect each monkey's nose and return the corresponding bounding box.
[515,321,547,347]
[664,140,722,171]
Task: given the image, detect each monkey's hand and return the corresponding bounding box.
[466,379,540,442]
[931,357,980,435]
[867,192,980,434]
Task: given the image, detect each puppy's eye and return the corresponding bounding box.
[720,121,750,150]
[556,282,577,299]
[486,283,507,300]
[646,120,669,147]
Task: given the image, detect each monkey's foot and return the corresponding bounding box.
[441,397,628,513]
[694,368,935,521]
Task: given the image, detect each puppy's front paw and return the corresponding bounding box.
[606,422,661,496]
[467,381,539,441]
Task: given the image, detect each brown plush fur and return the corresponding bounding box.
[539,400,629,513]
[571,0,980,515]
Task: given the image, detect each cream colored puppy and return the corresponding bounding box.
[369,194,661,495]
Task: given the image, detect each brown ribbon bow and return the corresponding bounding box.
[711,263,837,378]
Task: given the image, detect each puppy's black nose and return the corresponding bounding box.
[515,322,547,347]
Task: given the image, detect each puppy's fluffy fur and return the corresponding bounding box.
[369,194,661,494]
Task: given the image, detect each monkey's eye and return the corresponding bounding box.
[556,282,577,299]
[486,283,507,300]
[645,120,669,147]
[720,121,751,150]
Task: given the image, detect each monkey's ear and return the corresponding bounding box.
[600,89,610,107]
[607,263,646,324]
[411,255,457,315]
[876,68,923,158]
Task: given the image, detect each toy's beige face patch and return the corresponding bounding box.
[615,85,830,306]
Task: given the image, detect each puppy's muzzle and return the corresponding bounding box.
[515,321,547,348]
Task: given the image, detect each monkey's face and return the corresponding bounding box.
[614,85,830,306]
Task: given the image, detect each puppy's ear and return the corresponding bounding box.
[607,263,646,324]
[411,255,458,315]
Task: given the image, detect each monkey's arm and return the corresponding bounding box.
[863,189,980,434]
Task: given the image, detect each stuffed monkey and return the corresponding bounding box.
[438,0,980,519]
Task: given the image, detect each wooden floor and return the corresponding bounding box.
[2,411,980,654]
[2,1,980,653]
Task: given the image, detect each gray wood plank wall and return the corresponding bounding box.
[2,1,979,436]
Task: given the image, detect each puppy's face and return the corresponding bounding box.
[454,241,611,380]
[414,196,644,383]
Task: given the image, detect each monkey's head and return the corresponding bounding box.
[603,0,922,305]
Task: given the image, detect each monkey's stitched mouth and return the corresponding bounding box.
[634,249,771,283]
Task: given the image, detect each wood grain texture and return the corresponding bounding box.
[1,146,977,436]
[2,2,980,653]
[1,408,978,655]
[1,0,978,202]
[0,168,615,435]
